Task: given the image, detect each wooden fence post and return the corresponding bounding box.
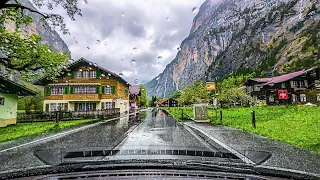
[252,110,256,129]
[220,110,222,121]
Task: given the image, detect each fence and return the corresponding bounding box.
[17,109,121,123]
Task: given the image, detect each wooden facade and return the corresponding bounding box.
[35,58,130,113]
[156,98,179,107]
[244,68,320,105]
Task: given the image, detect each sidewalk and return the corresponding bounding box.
[184,121,320,175]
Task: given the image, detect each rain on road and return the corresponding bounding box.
[0,109,224,172]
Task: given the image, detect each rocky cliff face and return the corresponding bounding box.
[4,0,70,55]
[146,0,319,98]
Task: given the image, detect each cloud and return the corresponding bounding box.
[46,0,205,84]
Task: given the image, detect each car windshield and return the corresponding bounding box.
[0,0,320,179]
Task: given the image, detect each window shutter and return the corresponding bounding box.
[64,86,69,94]
[101,102,105,110]
[45,104,49,112]
[102,86,105,94]
[96,86,100,94]
[96,70,101,78]
[111,86,116,95]
[70,87,74,94]
[71,71,75,78]
[46,86,51,95]
[74,103,78,112]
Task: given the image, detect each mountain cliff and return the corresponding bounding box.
[4,0,70,55]
[146,0,320,98]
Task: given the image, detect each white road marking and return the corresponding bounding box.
[184,124,256,165]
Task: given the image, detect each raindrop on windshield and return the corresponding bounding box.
[131,60,136,64]
[108,73,112,77]
[96,40,100,43]
[192,7,198,13]
[121,13,125,17]
[93,63,98,67]
[79,69,83,72]
[89,62,92,65]
[166,17,170,22]
[119,73,123,76]
[133,47,138,51]
[83,0,88,4]
[87,47,90,50]
[158,56,163,60]
[67,73,71,76]
[177,47,181,51]
[134,79,139,84]
[156,77,160,81]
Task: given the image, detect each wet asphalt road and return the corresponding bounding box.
[0,109,218,172]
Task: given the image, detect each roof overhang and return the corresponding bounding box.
[0,75,37,96]
[49,83,101,86]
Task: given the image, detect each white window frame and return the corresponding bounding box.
[0,98,4,105]
[254,86,260,91]
[105,102,112,109]
[51,87,58,95]
[281,83,286,89]
[83,71,89,78]
[58,87,64,95]
[75,87,81,94]
[76,71,82,78]
[106,86,112,94]
[269,96,274,102]
[83,87,89,94]
[90,87,96,94]
[50,103,57,112]
[300,94,306,102]
[86,103,93,111]
[90,71,96,78]
[317,94,320,102]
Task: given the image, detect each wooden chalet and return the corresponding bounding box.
[34,58,130,113]
[129,85,141,109]
[156,98,179,107]
[244,68,320,105]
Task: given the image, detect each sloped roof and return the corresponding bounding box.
[247,68,314,86]
[156,98,179,104]
[129,85,140,95]
[0,75,37,96]
[34,57,130,86]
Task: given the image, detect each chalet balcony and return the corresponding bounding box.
[294,87,306,91]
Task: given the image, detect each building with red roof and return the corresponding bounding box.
[244,68,320,105]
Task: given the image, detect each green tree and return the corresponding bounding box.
[180,81,209,105]
[170,91,181,98]
[0,0,82,80]
[148,96,159,107]
[138,84,148,108]
[218,87,252,107]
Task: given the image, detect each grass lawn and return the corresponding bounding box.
[0,119,99,143]
[164,106,320,152]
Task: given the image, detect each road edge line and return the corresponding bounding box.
[184,123,256,165]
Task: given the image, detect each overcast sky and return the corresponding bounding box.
[49,0,205,84]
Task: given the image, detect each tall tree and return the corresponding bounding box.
[0,0,82,80]
[170,91,181,99]
[180,81,209,105]
[138,84,148,108]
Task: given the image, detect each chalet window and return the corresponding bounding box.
[317,94,320,101]
[90,87,96,94]
[254,86,260,91]
[269,96,274,102]
[292,94,296,103]
[58,87,64,95]
[86,103,93,111]
[51,87,58,95]
[90,71,96,78]
[281,83,286,89]
[106,86,112,94]
[50,103,57,112]
[0,98,4,105]
[75,87,81,94]
[83,71,89,78]
[83,87,89,94]
[78,103,94,111]
[105,102,112,109]
[58,103,64,110]
[300,94,306,102]
[294,81,305,88]
[76,71,82,78]
[62,76,66,80]
[124,90,128,96]
[247,86,253,93]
